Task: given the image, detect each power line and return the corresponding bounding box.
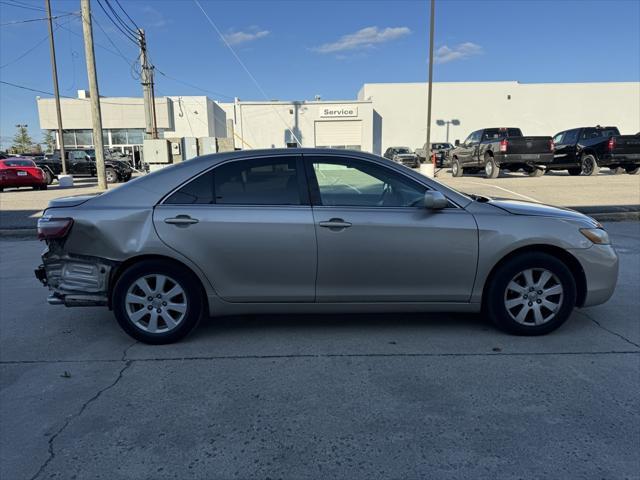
[0,30,51,69]
[114,0,139,31]
[0,79,161,105]
[103,0,137,36]
[94,0,137,45]
[192,0,301,145]
[0,12,75,26]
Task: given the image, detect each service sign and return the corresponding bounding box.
[320,106,358,118]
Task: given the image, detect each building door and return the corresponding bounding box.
[315,121,362,150]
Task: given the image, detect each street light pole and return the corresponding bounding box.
[45,0,67,174]
[425,0,435,176]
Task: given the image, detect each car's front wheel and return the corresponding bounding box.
[112,260,204,344]
[105,167,118,183]
[484,252,577,335]
[581,154,599,176]
[451,158,463,177]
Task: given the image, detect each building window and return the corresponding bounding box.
[62,130,76,147]
[75,130,93,146]
[126,129,144,145]
[111,129,128,145]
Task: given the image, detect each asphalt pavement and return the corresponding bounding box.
[1,222,639,479]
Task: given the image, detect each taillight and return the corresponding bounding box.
[549,139,555,152]
[499,139,508,153]
[37,216,73,241]
[608,137,616,151]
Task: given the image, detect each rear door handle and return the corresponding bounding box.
[319,218,352,229]
[165,215,199,226]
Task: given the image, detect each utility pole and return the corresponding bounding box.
[45,0,67,174]
[80,0,107,190]
[425,0,435,175]
[139,29,157,139]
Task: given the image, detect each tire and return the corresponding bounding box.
[625,166,639,175]
[44,170,54,185]
[105,168,118,183]
[527,167,544,177]
[580,154,599,176]
[611,167,626,175]
[112,260,204,344]
[484,155,500,179]
[567,168,581,176]
[484,252,577,336]
[451,158,463,177]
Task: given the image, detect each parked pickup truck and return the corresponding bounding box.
[449,128,554,178]
[37,148,133,184]
[383,146,420,168]
[549,126,640,175]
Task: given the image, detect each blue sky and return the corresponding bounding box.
[1,0,639,147]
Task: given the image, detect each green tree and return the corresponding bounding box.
[11,125,33,154]
[42,130,56,153]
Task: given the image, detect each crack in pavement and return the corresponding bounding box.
[28,341,137,480]
[4,349,639,367]
[577,310,640,349]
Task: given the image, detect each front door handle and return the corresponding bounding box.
[319,218,352,230]
[165,215,199,226]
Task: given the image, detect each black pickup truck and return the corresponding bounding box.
[36,149,133,184]
[449,128,554,178]
[549,126,640,175]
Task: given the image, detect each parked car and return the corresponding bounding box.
[0,157,47,191]
[37,149,133,184]
[549,126,640,175]
[35,149,618,344]
[450,128,554,178]
[416,142,454,167]
[383,146,420,168]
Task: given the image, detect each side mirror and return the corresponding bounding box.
[454,139,460,147]
[423,191,448,210]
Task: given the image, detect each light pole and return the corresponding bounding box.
[436,119,460,143]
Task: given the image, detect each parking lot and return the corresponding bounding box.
[1,221,638,479]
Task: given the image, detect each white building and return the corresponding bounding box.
[217,99,375,152]
[359,81,640,152]
[37,92,226,156]
[36,81,640,157]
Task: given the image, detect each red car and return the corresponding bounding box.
[0,157,47,191]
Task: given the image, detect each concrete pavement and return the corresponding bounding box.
[1,222,639,479]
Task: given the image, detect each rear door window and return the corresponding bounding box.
[165,157,304,206]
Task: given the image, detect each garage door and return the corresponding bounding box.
[315,120,362,150]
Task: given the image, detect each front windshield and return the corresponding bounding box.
[396,148,411,154]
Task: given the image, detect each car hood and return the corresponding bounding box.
[488,198,597,224]
[395,153,416,158]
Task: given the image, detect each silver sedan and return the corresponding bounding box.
[35,149,618,344]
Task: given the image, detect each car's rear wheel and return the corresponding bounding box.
[485,252,577,335]
[581,155,599,176]
[567,168,581,176]
[112,260,204,344]
[451,158,463,177]
[484,155,500,179]
[625,166,639,175]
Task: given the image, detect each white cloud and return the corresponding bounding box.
[141,6,169,28]
[313,26,411,54]
[223,28,270,46]
[434,42,483,64]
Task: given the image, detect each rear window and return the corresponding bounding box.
[1,159,36,167]
[482,128,523,140]
[581,128,620,140]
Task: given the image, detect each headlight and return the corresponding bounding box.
[580,228,610,245]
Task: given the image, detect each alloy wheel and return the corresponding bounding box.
[125,274,187,333]
[503,268,564,326]
[485,161,493,177]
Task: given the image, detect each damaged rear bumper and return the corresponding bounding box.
[35,244,117,307]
